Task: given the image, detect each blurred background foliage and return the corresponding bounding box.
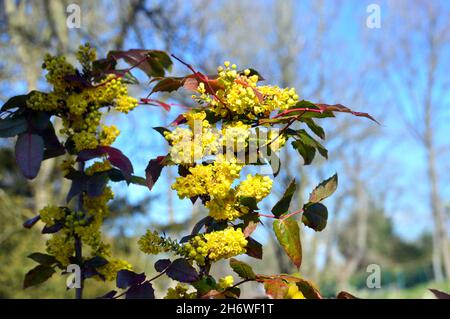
[0,0,449,298]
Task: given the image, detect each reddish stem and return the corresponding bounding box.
[273,107,324,119]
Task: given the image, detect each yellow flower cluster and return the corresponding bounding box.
[172,156,242,199]
[183,228,247,265]
[85,159,112,176]
[39,205,66,226]
[164,284,196,299]
[27,45,137,153]
[236,174,273,201]
[222,121,251,151]
[285,283,305,299]
[26,44,143,281]
[138,230,165,254]
[195,61,298,119]
[205,189,246,221]
[218,275,234,290]
[46,234,75,266]
[97,259,132,281]
[164,111,221,164]
[76,43,97,70]
[42,54,75,92]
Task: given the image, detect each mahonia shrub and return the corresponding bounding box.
[0,45,376,299]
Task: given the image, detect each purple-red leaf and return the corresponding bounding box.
[315,103,379,124]
[166,258,199,283]
[23,215,41,229]
[116,269,146,289]
[245,237,263,260]
[97,290,117,299]
[125,281,155,299]
[145,156,165,191]
[154,259,171,272]
[15,133,44,179]
[77,146,133,180]
[429,288,450,299]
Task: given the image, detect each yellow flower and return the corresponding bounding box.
[164,284,196,299]
[236,174,273,202]
[285,283,305,299]
[99,125,120,146]
[72,131,99,151]
[39,205,66,226]
[97,259,132,281]
[218,275,234,290]
[85,160,112,176]
[138,230,165,254]
[183,228,247,265]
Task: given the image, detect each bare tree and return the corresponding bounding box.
[370,0,450,281]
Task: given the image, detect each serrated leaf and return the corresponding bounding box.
[15,133,44,179]
[302,203,328,231]
[23,265,55,288]
[229,258,256,280]
[292,139,315,165]
[166,258,199,283]
[271,179,296,217]
[245,237,263,260]
[273,218,302,268]
[303,118,325,139]
[116,270,146,289]
[239,196,259,211]
[154,259,171,272]
[308,173,338,203]
[125,281,155,299]
[145,156,165,191]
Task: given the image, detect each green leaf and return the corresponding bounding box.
[27,253,58,266]
[0,116,28,137]
[302,203,328,231]
[308,173,338,203]
[229,258,256,280]
[303,118,325,139]
[273,218,302,268]
[271,179,296,217]
[23,265,55,288]
[239,196,259,211]
[193,276,217,295]
[291,139,315,165]
[298,129,328,159]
